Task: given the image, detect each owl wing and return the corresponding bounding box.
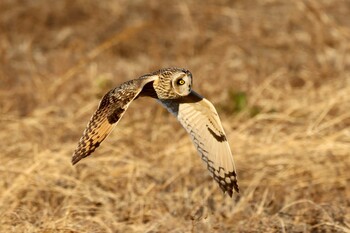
[158,91,239,197]
[72,76,157,165]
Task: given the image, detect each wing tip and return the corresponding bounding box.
[215,169,239,197]
[234,181,240,193]
[71,153,82,165]
[225,181,239,198]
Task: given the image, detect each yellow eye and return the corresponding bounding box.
[177,79,185,85]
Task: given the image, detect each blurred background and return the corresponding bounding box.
[0,0,350,232]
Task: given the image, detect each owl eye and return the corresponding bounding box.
[177,79,185,85]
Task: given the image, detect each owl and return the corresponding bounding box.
[72,68,239,197]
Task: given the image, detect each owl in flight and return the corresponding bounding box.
[72,68,239,197]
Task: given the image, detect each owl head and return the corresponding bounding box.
[153,68,193,99]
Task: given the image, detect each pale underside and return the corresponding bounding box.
[159,92,239,196]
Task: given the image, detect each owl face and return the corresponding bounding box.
[171,70,192,96]
[153,68,193,99]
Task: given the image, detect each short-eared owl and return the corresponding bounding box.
[72,68,239,197]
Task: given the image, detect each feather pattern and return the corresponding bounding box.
[159,91,239,196]
[72,76,156,165]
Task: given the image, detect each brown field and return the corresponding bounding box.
[1,0,350,232]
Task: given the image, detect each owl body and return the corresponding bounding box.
[72,68,239,197]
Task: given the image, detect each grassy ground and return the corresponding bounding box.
[1,0,350,232]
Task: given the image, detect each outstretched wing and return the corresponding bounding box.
[159,91,239,197]
[72,76,157,165]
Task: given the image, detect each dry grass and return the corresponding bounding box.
[1,0,350,232]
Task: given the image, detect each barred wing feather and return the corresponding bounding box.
[159,91,239,196]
